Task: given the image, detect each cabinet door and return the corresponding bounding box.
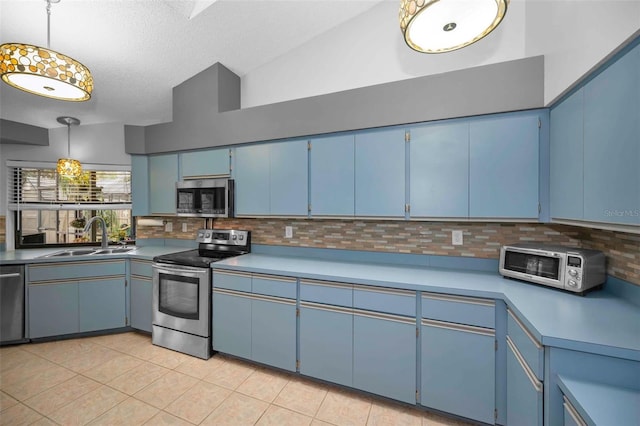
[506,337,543,426]
[211,289,252,359]
[270,140,308,216]
[181,148,230,178]
[234,144,270,216]
[583,44,639,225]
[355,128,406,217]
[421,320,495,424]
[148,154,178,215]
[310,135,355,216]
[410,122,469,217]
[29,282,78,338]
[79,278,126,332]
[251,295,297,371]
[131,155,149,216]
[550,89,584,221]
[353,311,416,404]
[299,302,353,386]
[130,276,152,332]
[469,113,539,218]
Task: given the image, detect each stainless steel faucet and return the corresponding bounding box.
[83,216,109,248]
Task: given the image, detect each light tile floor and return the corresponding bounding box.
[0,332,473,425]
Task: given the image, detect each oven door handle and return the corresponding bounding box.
[152,263,209,276]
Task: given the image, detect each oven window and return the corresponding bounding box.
[158,273,200,320]
[504,252,560,280]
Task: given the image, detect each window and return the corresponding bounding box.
[7,161,132,248]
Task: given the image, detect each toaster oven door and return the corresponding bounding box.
[500,248,564,288]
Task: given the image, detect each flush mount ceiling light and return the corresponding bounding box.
[400,0,509,53]
[56,116,82,178]
[0,0,93,101]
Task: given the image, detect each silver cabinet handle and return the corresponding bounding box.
[422,318,495,337]
[507,336,543,392]
[508,308,542,349]
[0,273,21,279]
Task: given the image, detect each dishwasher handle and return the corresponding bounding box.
[0,273,22,279]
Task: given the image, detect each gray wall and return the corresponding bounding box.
[130,56,544,154]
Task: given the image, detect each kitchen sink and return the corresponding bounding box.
[39,247,135,258]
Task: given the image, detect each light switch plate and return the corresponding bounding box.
[182,223,188,232]
[452,230,463,246]
[285,226,293,238]
[165,222,173,232]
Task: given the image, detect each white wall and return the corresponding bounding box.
[241,0,639,109]
[1,123,130,247]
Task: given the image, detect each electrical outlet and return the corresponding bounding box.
[285,226,293,238]
[452,230,463,246]
[182,222,188,232]
[165,222,172,232]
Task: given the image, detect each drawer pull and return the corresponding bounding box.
[563,397,587,426]
[352,308,415,325]
[507,336,543,392]
[354,284,415,297]
[422,292,494,307]
[300,279,352,290]
[422,318,495,337]
[508,309,542,349]
[300,301,353,315]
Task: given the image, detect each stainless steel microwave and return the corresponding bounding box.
[499,243,606,294]
[176,178,234,218]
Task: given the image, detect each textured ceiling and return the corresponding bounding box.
[0,0,385,129]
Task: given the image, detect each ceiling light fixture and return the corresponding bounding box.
[400,0,509,53]
[0,0,93,101]
[56,116,82,178]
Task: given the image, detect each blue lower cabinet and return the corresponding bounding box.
[251,295,297,371]
[29,282,79,338]
[299,302,353,387]
[421,319,495,424]
[353,310,416,404]
[130,276,152,332]
[212,289,252,359]
[506,336,543,426]
[79,278,126,332]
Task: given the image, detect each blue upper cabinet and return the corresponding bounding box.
[410,121,469,218]
[469,113,540,219]
[131,155,149,216]
[583,43,639,225]
[310,134,355,217]
[234,144,270,216]
[355,128,406,217]
[270,139,309,216]
[180,148,230,179]
[550,89,584,221]
[148,153,178,215]
[234,140,308,216]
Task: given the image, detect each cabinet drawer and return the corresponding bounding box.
[29,260,126,282]
[213,270,252,292]
[422,292,495,329]
[508,308,544,380]
[353,285,415,316]
[130,259,153,277]
[300,279,352,307]
[252,274,296,299]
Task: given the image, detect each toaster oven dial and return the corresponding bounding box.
[568,279,578,287]
[568,269,578,277]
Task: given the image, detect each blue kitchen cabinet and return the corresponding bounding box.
[421,320,495,424]
[233,144,271,216]
[130,259,153,333]
[310,134,355,216]
[28,282,79,339]
[180,148,230,178]
[270,139,308,216]
[550,89,584,221]
[79,278,126,332]
[148,153,178,215]
[353,310,416,404]
[131,155,149,216]
[469,113,540,218]
[212,288,252,359]
[507,337,543,426]
[299,279,354,386]
[583,43,639,225]
[355,128,406,217]
[252,296,297,371]
[410,121,469,218]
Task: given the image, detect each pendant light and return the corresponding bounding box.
[0,0,93,101]
[56,116,82,178]
[400,0,509,53]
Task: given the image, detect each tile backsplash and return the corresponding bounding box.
[136,217,640,286]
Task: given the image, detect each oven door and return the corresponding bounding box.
[152,263,210,337]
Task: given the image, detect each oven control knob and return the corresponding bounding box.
[568,269,578,277]
[568,279,578,287]
[232,235,237,240]
[239,235,244,240]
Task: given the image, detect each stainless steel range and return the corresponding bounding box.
[152,229,250,359]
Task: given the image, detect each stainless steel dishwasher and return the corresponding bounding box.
[0,264,27,345]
